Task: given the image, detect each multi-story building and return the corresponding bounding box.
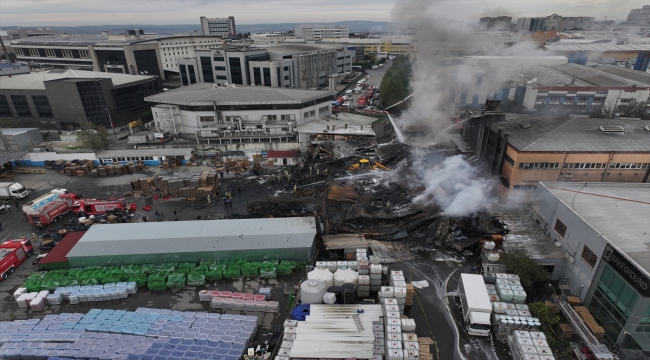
[319,37,417,55]
[200,16,236,37]
[531,182,650,351]
[523,86,650,113]
[144,83,334,142]
[294,27,348,40]
[627,5,650,25]
[545,14,563,31]
[1,28,55,41]
[0,69,162,131]
[177,44,354,89]
[561,17,595,31]
[516,17,546,33]
[478,16,512,31]
[460,107,650,201]
[250,33,296,45]
[9,30,223,80]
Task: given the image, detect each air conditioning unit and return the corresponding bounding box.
[564,173,574,178]
[598,126,625,133]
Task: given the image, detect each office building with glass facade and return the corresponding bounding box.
[0,70,161,131]
[531,182,650,351]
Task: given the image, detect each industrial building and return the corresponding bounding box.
[0,63,30,76]
[294,26,348,40]
[177,44,354,89]
[0,128,44,152]
[478,16,512,31]
[0,69,162,131]
[96,148,194,166]
[200,16,236,37]
[460,107,650,201]
[531,182,650,351]
[9,30,223,79]
[250,33,296,45]
[65,217,317,266]
[627,5,650,25]
[522,86,650,113]
[544,42,650,66]
[144,83,334,141]
[319,37,417,56]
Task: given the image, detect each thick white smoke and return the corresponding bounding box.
[413,155,494,216]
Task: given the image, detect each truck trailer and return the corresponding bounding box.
[0,182,28,199]
[0,239,34,280]
[72,198,130,217]
[459,273,492,336]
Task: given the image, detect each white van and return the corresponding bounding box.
[345,90,353,96]
[371,65,379,70]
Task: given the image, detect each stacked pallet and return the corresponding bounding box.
[418,337,434,360]
[405,283,414,307]
[130,179,142,190]
[566,296,581,306]
[140,178,153,196]
[556,323,574,339]
[225,159,250,171]
[155,171,218,198]
[62,159,96,176]
[572,305,605,340]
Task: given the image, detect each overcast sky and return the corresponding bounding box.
[0,0,646,27]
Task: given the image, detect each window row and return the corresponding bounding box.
[266,114,296,121]
[518,162,560,169]
[304,110,316,118]
[104,157,155,162]
[503,154,515,166]
[318,106,330,113]
[16,48,89,58]
[609,163,650,169]
[564,163,607,169]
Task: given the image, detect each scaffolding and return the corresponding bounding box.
[154,105,181,135]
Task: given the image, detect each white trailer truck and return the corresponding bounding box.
[459,273,492,336]
[0,182,28,199]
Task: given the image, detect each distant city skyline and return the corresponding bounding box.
[1,0,647,27]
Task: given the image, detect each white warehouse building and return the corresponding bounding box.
[144,84,335,144]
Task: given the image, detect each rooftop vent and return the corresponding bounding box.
[644,125,650,132]
[598,126,625,133]
[47,69,67,74]
[518,123,531,129]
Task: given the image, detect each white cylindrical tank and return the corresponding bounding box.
[307,268,334,287]
[483,241,496,250]
[487,253,500,262]
[301,280,327,304]
[333,268,359,287]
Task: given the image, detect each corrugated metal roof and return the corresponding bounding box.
[97,148,194,158]
[539,182,650,274]
[67,217,316,258]
[545,43,650,51]
[500,114,650,152]
[288,304,382,359]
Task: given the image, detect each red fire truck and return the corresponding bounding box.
[0,239,34,280]
[24,192,81,228]
[71,198,131,217]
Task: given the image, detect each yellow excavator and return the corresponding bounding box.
[349,159,390,171]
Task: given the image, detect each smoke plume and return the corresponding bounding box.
[413,155,494,216]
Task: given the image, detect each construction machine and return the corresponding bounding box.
[349,159,390,171]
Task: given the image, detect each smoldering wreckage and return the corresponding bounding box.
[247,136,508,251]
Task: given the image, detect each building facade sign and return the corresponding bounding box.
[602,244,650,297]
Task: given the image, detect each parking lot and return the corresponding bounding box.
[342,59,392,110]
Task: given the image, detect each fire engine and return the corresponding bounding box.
[71,198,131,217]
[0,239,34,280]
[23,190,81,227]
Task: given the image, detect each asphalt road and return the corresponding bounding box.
[345,59,392,109]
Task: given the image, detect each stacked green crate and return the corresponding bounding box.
[276,261,295,276]
[205,263,226,280]
[187,273,206,286]
[242,262,260,277]
[147,274,167,291]
[259,262,277,279]
[166,273,186,288]
[23,272,45,292]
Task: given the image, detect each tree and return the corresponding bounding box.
[138,111,153,122]
[379,54,412,110]
[500,247,550,288]
[529,302,562,355]
[76,121,112,152]
[0,118,19,128]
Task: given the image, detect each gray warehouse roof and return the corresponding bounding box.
[97,148,194,158]
[545,43,650,52]
[145,84,334,106]
[66,217,317,258]
[0,70,156,91]
[500,114,650,152]
[265,43,343,55]
[539,182,650,273]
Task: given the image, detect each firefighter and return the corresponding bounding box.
[32,233,38,243]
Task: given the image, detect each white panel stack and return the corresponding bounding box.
[507,330,556,360]
[359,274,371,298]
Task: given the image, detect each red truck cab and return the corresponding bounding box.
[0,239,34,280]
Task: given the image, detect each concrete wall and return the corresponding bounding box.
[532,186,609,302]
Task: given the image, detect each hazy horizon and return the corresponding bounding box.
[1,0,647,27]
